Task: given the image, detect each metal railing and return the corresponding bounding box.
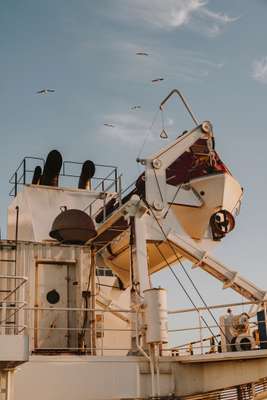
[9,157,45,196]
[85,176,140,225]
[164,299,267,357]
[83,173,123,219]
[14,298,267,357]
[182,377,267,400]
[9,157,119,197]
[1,275,267,359]
[0,275,28,335]
[9,156,140,227]
[23,306,136,355]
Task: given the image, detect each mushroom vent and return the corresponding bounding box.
[50,209,97,244]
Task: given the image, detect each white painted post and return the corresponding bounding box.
[6,371,14,400]
[198,311,204,355]
[133,214,150,295]
[129,211,150,354]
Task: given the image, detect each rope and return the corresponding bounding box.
[152,167,182,220]
[136,108,160,161]
[153,242,219,344]
[144,198,229,343]
[163,183,182,219]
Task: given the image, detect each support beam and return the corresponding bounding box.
[133,215,150,295]
[145,126,204,210]
[168,232,267,302]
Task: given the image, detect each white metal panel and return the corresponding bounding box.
[7,185,113,242]
[145,127,203,210]
[144,288,168,344]
[172,173,243,240]
[36,263,69,349]
[95,278,131,356]
[0,336,29,363]
[0,242,84,351]
[12,352,267,399]
[0,241,132,354]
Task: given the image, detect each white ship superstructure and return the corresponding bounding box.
[1,90,267,400]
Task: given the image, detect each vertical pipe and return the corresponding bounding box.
[101,311,104,356]
[118,175,122,207]
[115,168,118,192]
[23,159,26,185]
[129,217,137,353]
[15,207,19,246]
[14,172,18,197]
[198,311,203,355]
[91,248,96,355]
[6,370,14,400]
[14,206,19,334]
[155,344,161,397]
[15,206,19,275]
[1,302,7,335]
[34,263,39,350]
[67,265,70,349]
[103,195,106,222]
[149,344,156,398]
[135,313,155,398]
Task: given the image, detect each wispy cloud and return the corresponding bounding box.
[252,57,267,84]
[117,44,224,82]
[99,112,174,145]
[100,113,153,145]
[111,0,238,37]
[80,35,224,83]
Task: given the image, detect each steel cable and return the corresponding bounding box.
[143,197,229,343]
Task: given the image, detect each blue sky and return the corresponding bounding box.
[1,0,267,316]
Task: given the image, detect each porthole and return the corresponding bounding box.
[46,289,60,304]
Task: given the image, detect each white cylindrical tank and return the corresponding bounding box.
[144,288,168,344]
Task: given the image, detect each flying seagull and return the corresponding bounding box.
[136,52,149,56]
[130,105,141,110]
[36,89,55,95]
[104,123,115,128]
[151,78,164,83]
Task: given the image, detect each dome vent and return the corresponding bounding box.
[50,209,97,244]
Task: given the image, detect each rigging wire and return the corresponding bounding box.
[152,168,164,203]
[79,250,94,343]
[143,197,228,343]
[163,183,182,219]
[160,108,165,131]
[153,242,219,344]
[138,128,227,340]
[136,108,160,163]
[160,109,168,139]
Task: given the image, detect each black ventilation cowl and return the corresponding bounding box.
[50,209,97,244]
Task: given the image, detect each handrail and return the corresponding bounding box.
[9,156,120,197]
[168,299,267,315]
[2,297,266,356]
[0,274,28,335]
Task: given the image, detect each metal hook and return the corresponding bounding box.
[160,109,168,139]
[159,89,199,126]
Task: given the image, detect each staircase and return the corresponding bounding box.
[0,242,29,400]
